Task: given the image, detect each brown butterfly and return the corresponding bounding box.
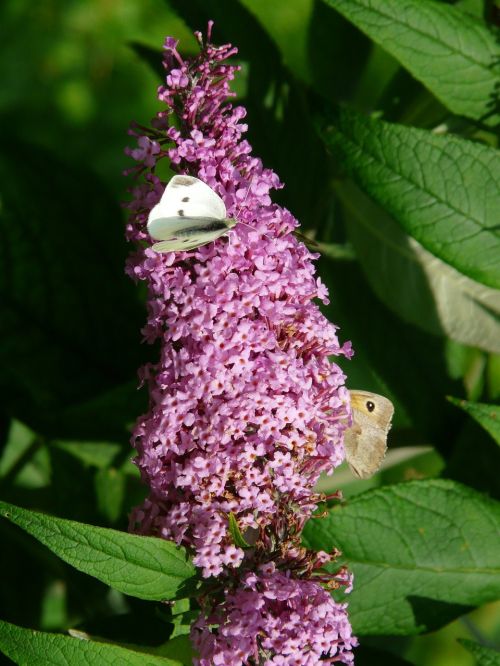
[344,390,395,479]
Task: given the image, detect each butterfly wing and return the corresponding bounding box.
[151,217,236,253]
[344,390,394,479]
[148,175,227,241]
[152,235,220,252]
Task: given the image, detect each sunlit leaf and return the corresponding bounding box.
[459,638,500,665]
[0,620,182,666]
[322,0,499,123]
[304,479,500,634]
[0,501,198,601]
[321,107,500,288]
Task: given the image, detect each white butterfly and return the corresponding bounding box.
[147,175,238,252]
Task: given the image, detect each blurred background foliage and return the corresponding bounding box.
[0,1,499,665]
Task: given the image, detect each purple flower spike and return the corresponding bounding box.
[126,23,356,665]
[192,564,357,665]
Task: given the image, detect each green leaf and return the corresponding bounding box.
[169,610,198,640]
[0,619,182,666]
[0,421,36,478]
[459,639,500,665]
[154,635,194,665]
[69,630,196,666]
[448,397,500,445]
[455,0,484,19]
[52,440,123,469]
[321,107,500,289]
[303,479,500,635]
[321,0,499,123]
[337,180,500,353]
[95,467,126,524]
[0,420,50,489]
[0,501,197,601]
[228,512,251,548]
[39,580,67,631]
[0,141,145,435]
[487,354,500,401]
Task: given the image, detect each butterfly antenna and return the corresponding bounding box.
[233,172,255,222]
[231,172,273,242]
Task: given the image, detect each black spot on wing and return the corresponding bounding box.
[182,197,189,202]
[178,209,185,217]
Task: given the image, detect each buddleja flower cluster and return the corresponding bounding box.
[126,22,356,665]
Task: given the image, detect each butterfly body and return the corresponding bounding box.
[147,175,237,252]
[344,390,394,479]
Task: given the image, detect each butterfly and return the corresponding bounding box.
[344,390,394,479]
[147,175,238,252]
